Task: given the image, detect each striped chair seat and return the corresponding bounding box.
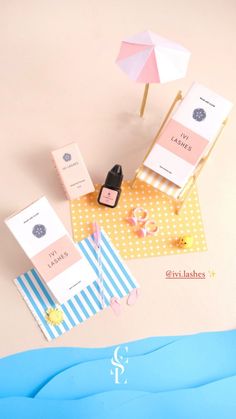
[136,165,183,200]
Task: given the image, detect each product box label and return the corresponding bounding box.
[144,82,233,187]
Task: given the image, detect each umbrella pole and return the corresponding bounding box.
[139,83,149,117]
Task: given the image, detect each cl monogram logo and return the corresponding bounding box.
[110,345,128,384]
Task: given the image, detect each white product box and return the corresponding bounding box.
[5,197,97,304]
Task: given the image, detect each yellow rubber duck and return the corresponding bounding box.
[178,235,194,249]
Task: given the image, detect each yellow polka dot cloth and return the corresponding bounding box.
[70,180,207,259]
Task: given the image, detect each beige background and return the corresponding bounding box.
[0,0,236,358]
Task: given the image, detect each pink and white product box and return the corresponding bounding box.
[5,197,97,304]
[144,82,233,188]
[51,143,95,200]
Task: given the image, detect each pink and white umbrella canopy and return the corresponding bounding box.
[116,30,191,84]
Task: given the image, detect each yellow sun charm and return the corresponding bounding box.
[177,235,194,249]
[45,308,64,326]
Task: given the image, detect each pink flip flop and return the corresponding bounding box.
[110,297,122,316]
[127,288,140,305]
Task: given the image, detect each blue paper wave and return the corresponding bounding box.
[0,331,236,418]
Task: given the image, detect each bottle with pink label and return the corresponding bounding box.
[98,165,123,208]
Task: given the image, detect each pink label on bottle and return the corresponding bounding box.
[156,119,209,165]
[99,187,118,206]
[31,235,81,282]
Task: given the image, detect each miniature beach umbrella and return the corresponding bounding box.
[116,30,191,117]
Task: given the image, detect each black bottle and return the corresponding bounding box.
[98,165,123,208]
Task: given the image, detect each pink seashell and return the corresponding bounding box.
[137,227,146,237]
[126,216,137,226]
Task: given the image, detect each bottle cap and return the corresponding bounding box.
[105,165,123,188]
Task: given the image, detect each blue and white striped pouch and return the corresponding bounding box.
[14,230,139,341]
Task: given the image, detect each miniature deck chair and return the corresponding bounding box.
[131,89,229,214]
